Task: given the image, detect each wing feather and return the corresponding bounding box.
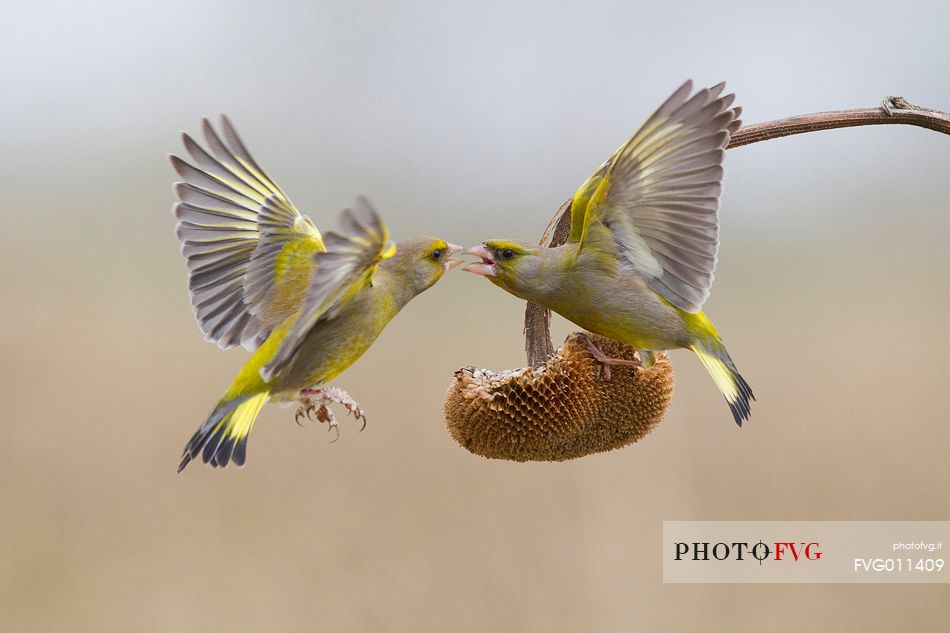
[573,81,740,312]
[170,117,324,350]
[260,198,395,382]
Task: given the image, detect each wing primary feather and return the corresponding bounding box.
[170,117,324,351]
[574,81,740,312]
[219,115,279,191]
[200,119,277,199]
[182,132,271,202]
[171,156,263,209]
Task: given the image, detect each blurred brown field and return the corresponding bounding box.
[3,154,948,632]
[2,1,949,631]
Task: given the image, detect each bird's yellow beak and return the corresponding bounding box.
[462,244,497,277]
[445,243,465,270]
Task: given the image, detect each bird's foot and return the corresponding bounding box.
[580,334,641,380]
[295,386,367,443]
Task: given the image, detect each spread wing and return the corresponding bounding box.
[171,116,325,350]
[570,81,741,313]
[260,198,395,382]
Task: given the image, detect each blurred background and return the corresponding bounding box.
[1,0,948,631]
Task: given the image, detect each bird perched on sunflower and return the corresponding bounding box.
[464,80,754,425]
[171,117,461,471]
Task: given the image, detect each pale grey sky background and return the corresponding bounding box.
[3,0,948,241]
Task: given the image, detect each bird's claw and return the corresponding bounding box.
[580,334,641,380]
[294,386,367,440]
[294,400,321,426]
[326,417,340,443]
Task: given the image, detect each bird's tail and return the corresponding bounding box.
[178,390,269,472]
[689,339,754,426]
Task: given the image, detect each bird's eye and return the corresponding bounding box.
[501,248,514,260]
[430,249,443,261]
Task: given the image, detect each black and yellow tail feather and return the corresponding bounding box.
[178,391,269,472]
[690,340,754,426]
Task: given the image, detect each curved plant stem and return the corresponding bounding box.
[524,96,950,367]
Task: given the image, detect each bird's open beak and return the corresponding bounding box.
[445,243,465,270]
[462,244,497,277]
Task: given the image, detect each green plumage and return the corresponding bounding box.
[465,81,754,426]
[172,117,460,471]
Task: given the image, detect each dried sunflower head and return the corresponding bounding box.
[444,333,674,462]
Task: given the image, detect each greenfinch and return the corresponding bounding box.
[171,117,462,471]
[464,81,754,425]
